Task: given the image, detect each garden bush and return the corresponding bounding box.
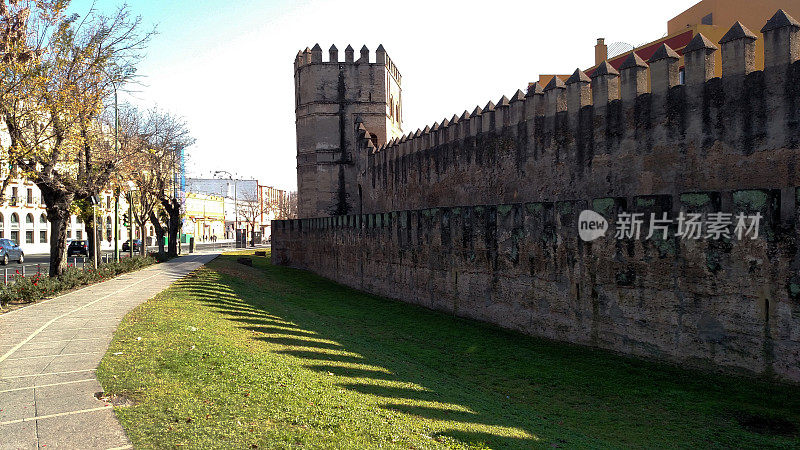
[0,255,156,307]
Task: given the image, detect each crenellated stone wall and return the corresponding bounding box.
[355,18,800,216]
[272,186,800,382]
[278,11,800,383]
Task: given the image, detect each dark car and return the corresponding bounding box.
[122,239,142,252]
[0,238,24,264]
[67,240,89,257]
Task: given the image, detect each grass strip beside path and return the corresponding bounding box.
[97,251,800,449]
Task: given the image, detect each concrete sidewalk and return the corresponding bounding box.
[0,252,219,449]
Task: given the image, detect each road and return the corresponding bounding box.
[14,241,254,273]
[19,251,116,271]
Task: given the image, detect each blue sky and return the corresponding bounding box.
[67,0,700,191]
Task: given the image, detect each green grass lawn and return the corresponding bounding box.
[97,251,800,449]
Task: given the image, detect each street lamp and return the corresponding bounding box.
[90,195,99,269]
[170,149,184,255]
[127,180,136,257]
[112,82,120,263]
[103,72,130,261]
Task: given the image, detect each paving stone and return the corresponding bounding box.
[0,421,36,450]
[0,389,35,422]
[37,408,130,449]
[34,382,107,416]
[0,252,218,448]
[0,370,97,393]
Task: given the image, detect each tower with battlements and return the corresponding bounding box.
[294,44,403,218]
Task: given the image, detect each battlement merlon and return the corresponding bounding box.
[358,10,800,161]
[294,43,402,85]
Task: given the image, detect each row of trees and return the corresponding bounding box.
[235,190,297,246]
[0,1,193,276]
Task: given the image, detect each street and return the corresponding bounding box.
[8,241,255,277]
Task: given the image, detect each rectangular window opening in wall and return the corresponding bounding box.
[25,230,33,244]
[701,13,712,25]
[679,68,685,85]
[26,188,32,204]
[39,230,47,243]
[76,230,83,239]
[11,186,17,205]
[11,230,19,244]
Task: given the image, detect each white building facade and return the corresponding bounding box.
[0,180,133,254]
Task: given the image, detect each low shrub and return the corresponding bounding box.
[0,255,157,307]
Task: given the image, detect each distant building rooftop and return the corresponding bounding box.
[186,178,258,199]
[534,0,800,88]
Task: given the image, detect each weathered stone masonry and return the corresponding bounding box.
[277,12,800,383]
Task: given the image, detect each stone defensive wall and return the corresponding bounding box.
[355,19,800,214]
[274,12,800,383]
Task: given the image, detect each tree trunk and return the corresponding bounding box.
[148,210,166,258]
[163,198,181,257]
[168,215,179,256]
[85,221,100,260]
[136,218,148,256]
[39,185,73,277]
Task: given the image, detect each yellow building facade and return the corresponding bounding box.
[664,0,800,77]
[184,192,225,242]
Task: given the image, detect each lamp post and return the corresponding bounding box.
[127,181,136,257]
[173,149,184,255]
[114,187,120,262]
[112,84,119,262]
[90,195,99,269]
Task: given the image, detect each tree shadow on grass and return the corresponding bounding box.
[383,403,480,420]
[338,383,442,402]
[180,255,800,448]
[274,349,371,367]
[435,430,539,450]
[181,269,544,448]
[304,364,393,379]
[246,325,321,338]
[260,336,344,351]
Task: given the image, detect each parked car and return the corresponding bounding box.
[0,239,24,265]
[122,239,142,252]
[67,240,89,257]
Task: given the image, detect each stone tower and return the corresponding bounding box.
[294,43,404,218]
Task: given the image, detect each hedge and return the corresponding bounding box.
[0,255,157,306]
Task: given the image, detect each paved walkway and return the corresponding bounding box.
[0,252,219,449]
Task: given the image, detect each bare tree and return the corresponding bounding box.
[238,191,261,246]
[0,2,154,275]
[113,105,159,255]
[129,184,158,256]
[277,191,298,220]
[137,107,194,257]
